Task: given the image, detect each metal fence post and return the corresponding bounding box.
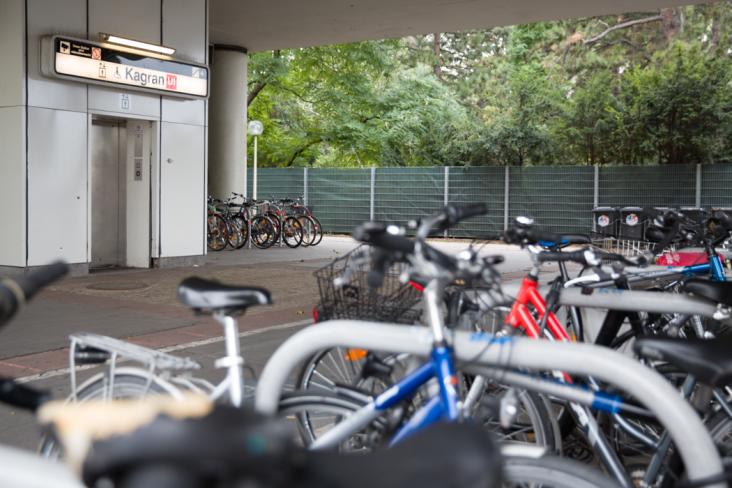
[503,166,510,231]
[444,166,450,237]
[370,167,376,221]
[695,164,702,208]
[303,167,309,206]
[593,165,599,232]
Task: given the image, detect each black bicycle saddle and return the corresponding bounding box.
[634,335,732,388]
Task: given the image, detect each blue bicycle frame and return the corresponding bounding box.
[678,255,726,281]
[367,343,459,446]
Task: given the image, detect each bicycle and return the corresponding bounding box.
[254,205,725,487]
[206,196,229,252]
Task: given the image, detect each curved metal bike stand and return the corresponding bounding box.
[254,320,725,487]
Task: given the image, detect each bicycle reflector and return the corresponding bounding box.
[345,349,368,362]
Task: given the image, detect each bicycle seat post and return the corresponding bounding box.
[213,312,244,407]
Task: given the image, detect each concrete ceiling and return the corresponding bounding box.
[210,0,704,52]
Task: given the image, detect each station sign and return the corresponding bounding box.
[41,35,208,99]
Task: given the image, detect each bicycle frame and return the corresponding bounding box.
[254,320,725,487]
[309,343,459,450]
[506,276,569,341]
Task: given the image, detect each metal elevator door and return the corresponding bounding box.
[91,119,127,269]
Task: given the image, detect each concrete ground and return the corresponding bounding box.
[0,236,538,451]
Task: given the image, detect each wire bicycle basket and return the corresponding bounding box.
[314,245,422,324]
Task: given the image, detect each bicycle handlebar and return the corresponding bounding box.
[503,226,563,246]
[0,261,69,328]
[0,377,49,411]
[537,248,647,268]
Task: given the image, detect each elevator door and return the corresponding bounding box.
[91,119,126,269]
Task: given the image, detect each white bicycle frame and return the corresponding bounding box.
[67,311,247,407]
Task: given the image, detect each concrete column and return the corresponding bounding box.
[208,45,248,198]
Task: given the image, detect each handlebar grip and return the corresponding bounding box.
[14,262,69,301]
[445,203,488,226]
[537,250,588,265]
[0,262,68,327]
[0,378,50,411]
[353,223,415,254]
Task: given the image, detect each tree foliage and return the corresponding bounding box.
[248,2,732,167]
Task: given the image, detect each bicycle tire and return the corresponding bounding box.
[310,215,323,246]
[277,390,387,452]
[283,216,304,248]
[502,455,621,488]
[297,215,317,247]
[251,215,275,249]
[227,215,249,249]
[207,214,228,251]
[265,212,282,243]
[476,383,557,451]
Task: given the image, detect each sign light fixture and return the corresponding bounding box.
[100,33,176,56]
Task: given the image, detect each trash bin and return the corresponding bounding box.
[620,207,646,240]
[592,207,619,238]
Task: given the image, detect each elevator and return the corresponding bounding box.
[90,117,152,269]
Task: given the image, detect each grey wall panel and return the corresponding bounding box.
[160,122,205,257]
[163,0,206,63]
[27,0,87,112]
[161,99,205,126]
[0,0,25,108]
[88,0,162,119]
[27,107,87,265]
[88,86,161,119]
[0,107,26,266]
[161,0,206,125]
[89,0,160,45]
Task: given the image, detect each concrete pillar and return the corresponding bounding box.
[208,45,248,198]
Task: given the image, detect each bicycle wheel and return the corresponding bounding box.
[38,373,173,459]
[473,381,558,451]
[227,215,249,249]
[297,215,317,247]
[278,390,388,452]
[282,216,304,248]
[265,212,281,243]
[296,348,403,396]
[251,216,275,249]
[502,455,621,487]
[310,215,323,246]
[207,214,227,251]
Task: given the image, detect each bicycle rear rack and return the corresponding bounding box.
[68,333,201,400]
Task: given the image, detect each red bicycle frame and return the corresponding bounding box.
[505,276,571,342]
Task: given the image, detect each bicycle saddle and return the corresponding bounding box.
[177,277,272,314]
[538,233,592,249]
[634,335,732,387]
[72,403,501,488]
[681,278,732,308]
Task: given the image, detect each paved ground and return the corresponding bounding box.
[0,235,539,451]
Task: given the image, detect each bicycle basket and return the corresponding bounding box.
[314,245,421,324]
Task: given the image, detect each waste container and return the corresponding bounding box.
[592,207,619,237]
[620,207,646,240]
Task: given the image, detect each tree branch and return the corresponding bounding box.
[286,138,323,167]
[583,15,664,45]
[248,81,268,105]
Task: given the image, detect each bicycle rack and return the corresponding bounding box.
[68,332,201,401]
